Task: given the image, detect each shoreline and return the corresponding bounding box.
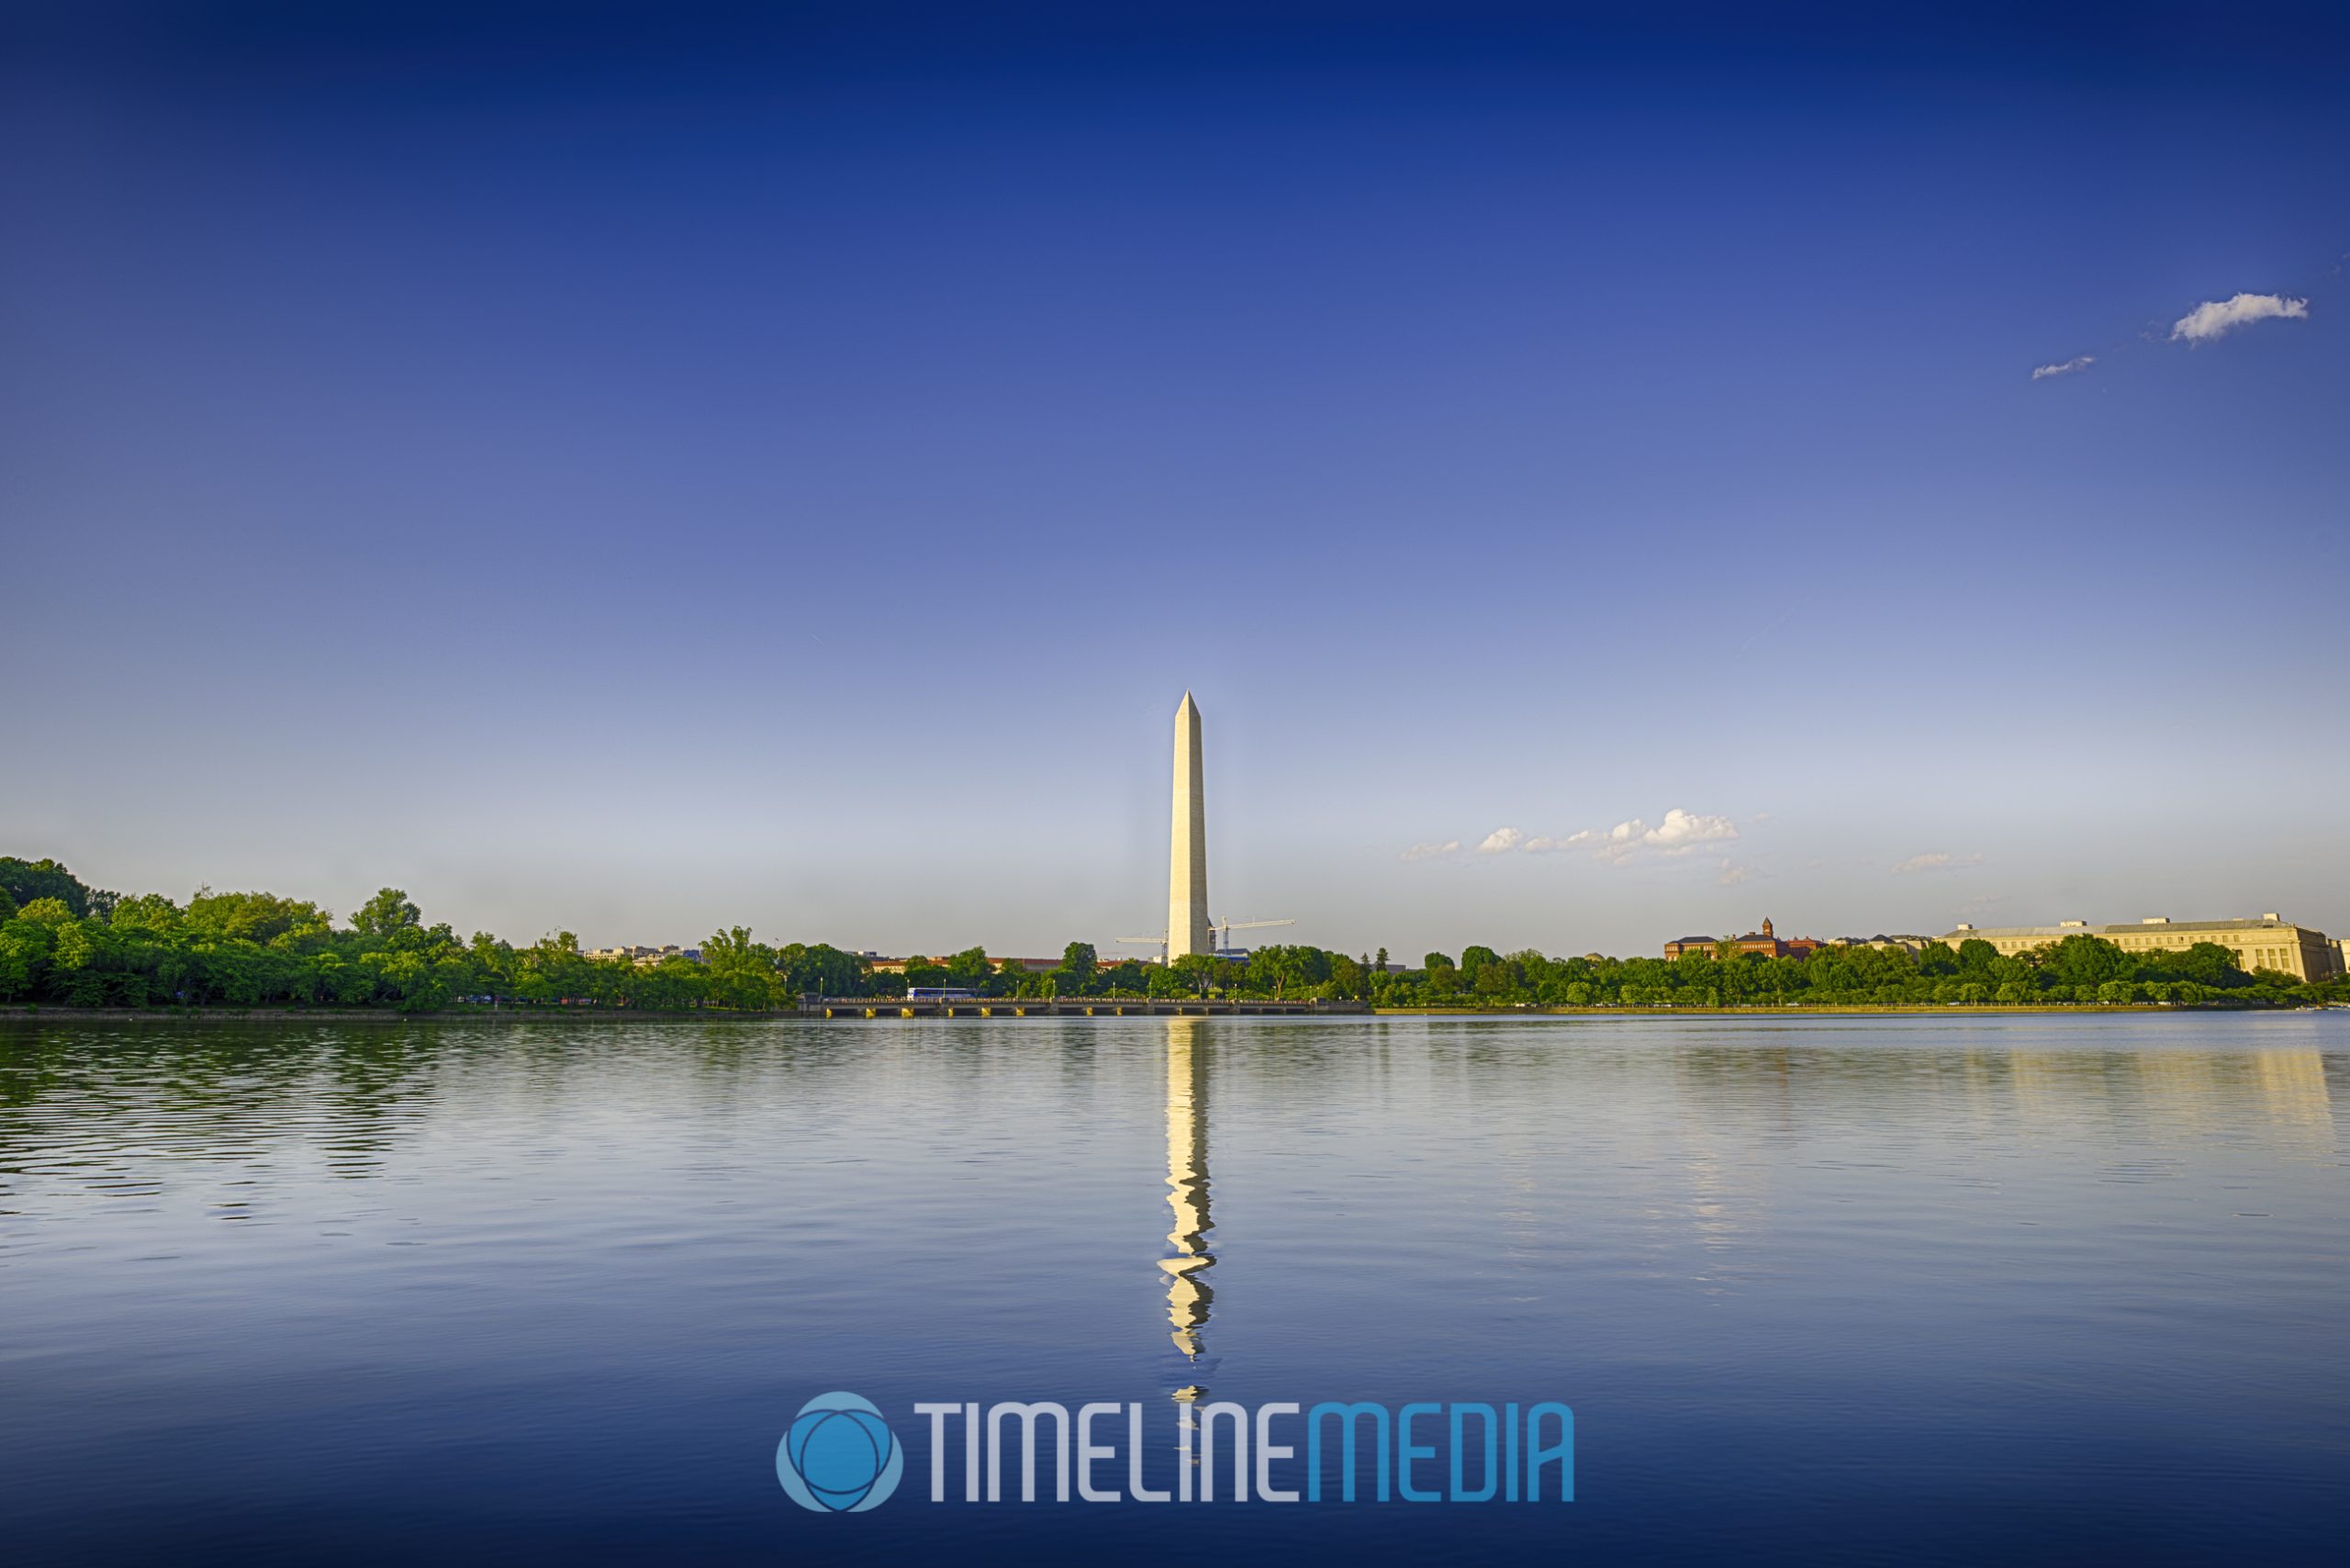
[0,1006,808,1024]
[1372,1002,2293,1016]
[3,1002,2327,1025]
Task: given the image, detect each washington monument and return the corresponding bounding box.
[1167,693,1212,960]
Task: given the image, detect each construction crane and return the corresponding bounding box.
[1212,917,1293,955]
[1116,917,1295,966]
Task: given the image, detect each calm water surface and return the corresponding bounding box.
[3,1013,2346,1564]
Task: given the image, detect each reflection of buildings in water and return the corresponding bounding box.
[1671,1047,1789,1263]
[1161,1019,1214,1402]
[1988,1046,2337,1162]
[2250,1048,2331,1123]
[2251,1049,2334,1159]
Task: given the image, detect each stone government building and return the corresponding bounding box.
[1943,915,2344,983]
[1664,913,2344,984]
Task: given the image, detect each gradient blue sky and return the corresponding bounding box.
[5,2,2346,958]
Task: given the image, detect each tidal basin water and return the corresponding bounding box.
[3,1014,2346,1565]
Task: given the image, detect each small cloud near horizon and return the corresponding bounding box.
[2171,292,2308,342]
[2031,354,2096,380]
[1891,852,1983,874]
[1570,807,1741,862]
[1637,808,1741,855]
[1437,806,1744,864]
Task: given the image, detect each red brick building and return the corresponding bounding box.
[1662,918,1823,961]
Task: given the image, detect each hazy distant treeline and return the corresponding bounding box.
[1,857,2335,1012]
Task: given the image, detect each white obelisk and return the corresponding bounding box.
[1167,693,1212,961]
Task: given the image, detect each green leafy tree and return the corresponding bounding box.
[1329,953,1365,1000]
[109,893,181,935]
[351,888,423,943]
[2040,934,2131,990]
[186,890,330,946]
[2164,941,2248,989]
[1050,941,1099,996]
[626,954,710,1011]
[1171,952,1224,996]
[991,957,1031,997]
[0,857,109,918]
[702,926,781,1010]
[777,943,871,998]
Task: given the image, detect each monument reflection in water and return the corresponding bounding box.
[1160,1019,1215,1403]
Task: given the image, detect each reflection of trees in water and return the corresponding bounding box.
[0,1023,445,1196]
[313,1029,441,1176]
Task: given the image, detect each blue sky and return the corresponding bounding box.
[5,3,2346,958]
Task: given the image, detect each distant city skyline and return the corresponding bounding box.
[4,5,2344,957]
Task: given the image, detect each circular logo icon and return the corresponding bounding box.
[776,1391,902,1513]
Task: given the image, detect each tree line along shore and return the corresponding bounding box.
[3,857,2342,1014]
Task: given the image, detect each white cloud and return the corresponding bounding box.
[2031,354,2096,380]
[1466,827,1570,856]
[1717,859,1755,887]
[1891,852,1983,875]
[2170,293,2309,342]
[1641,808,1739,853]
[1580,818,1644,860]
[1427,807,1750,867]
[1551,807,1747,863]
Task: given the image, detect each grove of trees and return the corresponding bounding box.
[2,856,2338,1012]
[1374,934,2339,1010]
